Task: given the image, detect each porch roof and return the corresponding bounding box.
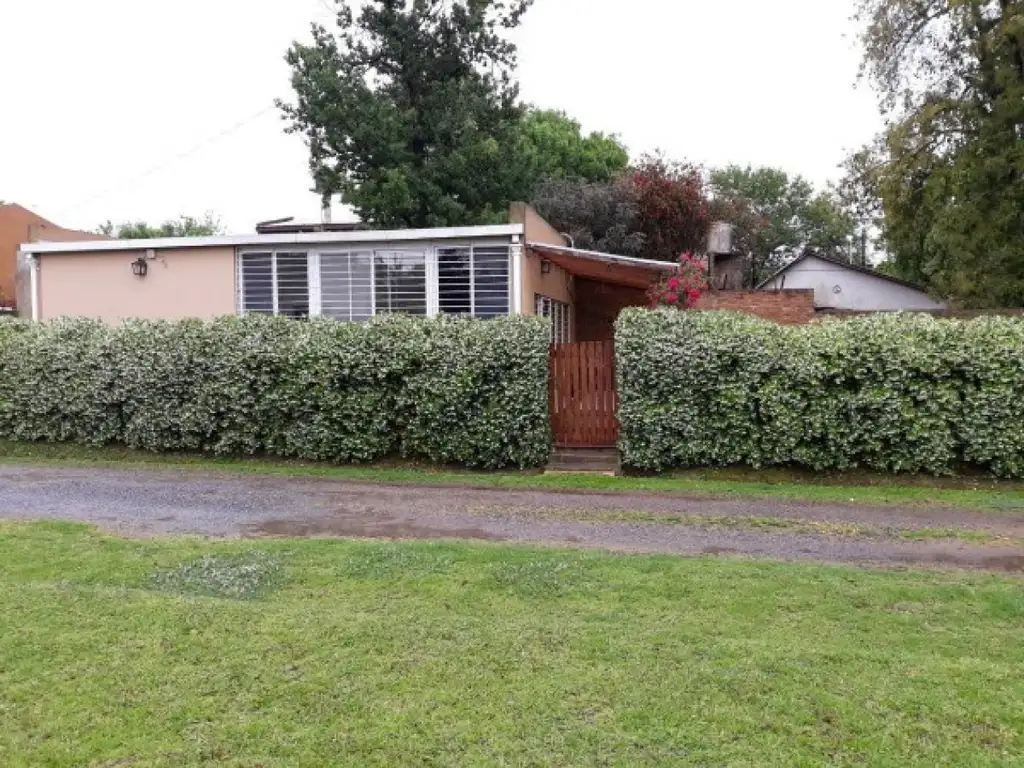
[526,242,674,289]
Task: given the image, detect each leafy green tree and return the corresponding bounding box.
[531,155,710,261]
[849,0,1024,307]
[281,0,538,228]
[709,165,856,285]
[98,214,222,239]
[531,176,645,256]
[514,109,628,187]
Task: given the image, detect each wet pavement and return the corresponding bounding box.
[1,464,1023,572]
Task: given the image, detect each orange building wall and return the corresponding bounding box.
[0,203,106,310]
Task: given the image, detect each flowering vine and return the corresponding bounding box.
[648,253,709,309]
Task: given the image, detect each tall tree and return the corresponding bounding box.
[98,214,222,239]
[514,109,629,188]
[710,165,856,285]
[851,0,1024,307]
[280,0,534,228]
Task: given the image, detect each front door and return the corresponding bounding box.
[549,341,619,447]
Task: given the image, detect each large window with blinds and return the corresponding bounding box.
[437,245,511,318]
[373,250,427,316]
[319,251,373,321]
[238,245,511,321]
[238,251,310,318]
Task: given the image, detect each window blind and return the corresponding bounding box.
[437,245,511,318]
[239,251,309,318]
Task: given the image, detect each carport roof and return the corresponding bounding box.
[526,242,674,289]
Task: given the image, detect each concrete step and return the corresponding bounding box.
[546,448,621,475]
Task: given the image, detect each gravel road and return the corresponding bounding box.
[1,464,1023,572]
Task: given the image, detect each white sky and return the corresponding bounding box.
[0,0,880,234]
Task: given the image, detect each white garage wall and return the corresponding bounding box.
[760,256,946,311]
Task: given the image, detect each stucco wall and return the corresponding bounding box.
[38,246,236,321]
[521,248,573,315]
[510,202,574,317]
[761,256,945,311]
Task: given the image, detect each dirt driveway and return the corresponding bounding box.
[1,463,1023,572]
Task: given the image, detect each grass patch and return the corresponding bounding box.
[149,551,283,600]
[1,522,1023,765]
[5,440,1024,514]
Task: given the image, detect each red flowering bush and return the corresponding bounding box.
[649,253,709,309]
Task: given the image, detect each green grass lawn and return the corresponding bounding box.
[5,440,1024,514]
[1,523,1023,766]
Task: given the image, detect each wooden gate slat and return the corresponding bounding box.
[602,342,610,442]
[598,339,602,442]
[589,342,599,445]
[567,343,575,446]
[577,343,585,445]
[580,342,589,445]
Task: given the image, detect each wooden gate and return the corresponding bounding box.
[549,341,619,447]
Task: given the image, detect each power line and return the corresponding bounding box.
[57,104,278,218]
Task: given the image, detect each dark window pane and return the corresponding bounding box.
[274,252,309,319]
[473,247,509,318]
[374,251,426,316]
[535,293,570,343]
[276,252,309,318]
[241,252,273,314]
[321,251,372,322]
[438,247,472,315]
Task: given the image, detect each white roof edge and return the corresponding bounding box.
[20,224,525,255]
[527,241,676,271]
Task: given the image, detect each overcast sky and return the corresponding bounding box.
[1,0,880,234]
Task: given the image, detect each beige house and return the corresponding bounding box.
[18,205,673,341]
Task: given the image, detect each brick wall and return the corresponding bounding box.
[693,290,817,325]
[575,278,649,342]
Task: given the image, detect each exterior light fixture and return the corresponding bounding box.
[131,257,148,277]
[540,259,552,275]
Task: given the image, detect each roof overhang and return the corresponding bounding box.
[20,224,525,255]
[755,251,933,294]
[527,242,674,289]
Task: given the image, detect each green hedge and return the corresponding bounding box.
[616,309,1024,477]
[0,314,551,469]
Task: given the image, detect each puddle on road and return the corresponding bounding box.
[917,552,1024,572]
[702,546,740,556]
[249,515,503,542]
[985,555,1024,571]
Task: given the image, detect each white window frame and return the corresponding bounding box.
[237,242,516,320]
[536,294,571,344]
[435,243,514,318]
[237,249,313,318]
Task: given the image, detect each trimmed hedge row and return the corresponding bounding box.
[0,314,551,469]
[616,309,1024,477]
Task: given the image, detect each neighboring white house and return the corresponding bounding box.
[756,253,946,311]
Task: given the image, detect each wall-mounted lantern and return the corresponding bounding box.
[540,259,552,275]
[131,257,148,277]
